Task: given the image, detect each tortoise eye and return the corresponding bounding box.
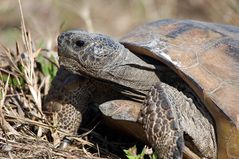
[75,40,85,47]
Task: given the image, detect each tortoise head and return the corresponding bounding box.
[57,30,125,77]
[57,30,161,97]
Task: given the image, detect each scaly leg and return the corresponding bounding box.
[139,82,216,159]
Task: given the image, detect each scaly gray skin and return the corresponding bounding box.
[44,66,126,134]
[56,30,217,159]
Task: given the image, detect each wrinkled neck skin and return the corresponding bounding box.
[89,47,166,100]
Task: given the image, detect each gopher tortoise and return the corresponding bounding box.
[46,19,239,159]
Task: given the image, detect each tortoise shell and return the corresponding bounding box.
[120,19,239,159]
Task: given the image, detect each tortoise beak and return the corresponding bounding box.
[57,31,75,58]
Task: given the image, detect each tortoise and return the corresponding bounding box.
[44,67,205,159]
[46,19,239,159]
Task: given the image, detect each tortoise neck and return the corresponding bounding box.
[99,48,163,96]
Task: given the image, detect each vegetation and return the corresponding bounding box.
[124,145,157,159]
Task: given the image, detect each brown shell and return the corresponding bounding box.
[120,19,239,159]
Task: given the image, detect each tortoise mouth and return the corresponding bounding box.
[58,44,78,61]
[58,55,83,76]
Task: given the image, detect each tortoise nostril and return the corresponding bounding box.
[58,32,73,46]
[75,40,85,47]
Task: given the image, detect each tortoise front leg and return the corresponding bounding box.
[140,83,184,159]
[44,67,127,135]
[139,82,217,159]
[44,67,94,135]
